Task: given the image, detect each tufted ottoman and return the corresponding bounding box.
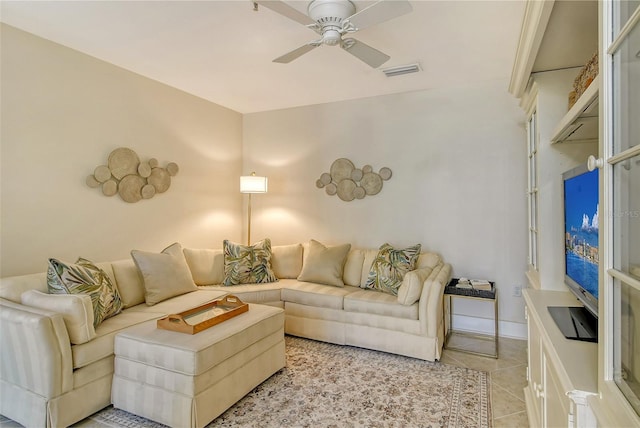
[111,303,285,428]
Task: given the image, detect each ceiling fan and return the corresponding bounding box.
[255,0,413,68]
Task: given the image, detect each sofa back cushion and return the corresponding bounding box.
[183,248,224,285]
[271,244,303,279]
[343,249,365,286]
[416,252,441,269]
[360,249,379,287]
[111,259,146,308]
[21,289,96,345]
[0,272,48,303]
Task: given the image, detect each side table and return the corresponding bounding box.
[444,278,498,358]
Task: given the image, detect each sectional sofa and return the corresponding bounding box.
[0,240,451,427]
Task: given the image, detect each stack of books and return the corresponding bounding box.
[456,278,492,291]
[470,280,492,291]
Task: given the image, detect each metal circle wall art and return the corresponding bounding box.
[86,147,179,203]
[316,158,392,201]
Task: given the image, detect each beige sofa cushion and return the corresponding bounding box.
[200,282,286,305]
[271,244,303,279]
[111,259,145,308]
[72,289,254,370]
[416,252,441,269]
[72,310,161,369]
[360,249,379,287]
[0,272,48,303]
[297,240,351,287]
[397,267,434,306]
[127,290,228,316]
[21,290,96,345]
[131,243,198,306]
[344,289,419,320]
[343,249,365,286]
[183,248,224,285]
[282,283,357,310]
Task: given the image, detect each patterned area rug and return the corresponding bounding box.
[88,336,491,428]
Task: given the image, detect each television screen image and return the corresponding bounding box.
[564,167,599,301]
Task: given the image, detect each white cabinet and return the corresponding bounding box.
[525,307,543,422]
[524,289,598,428]
[550,76,599,144]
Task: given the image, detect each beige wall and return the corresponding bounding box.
[243,80,529,331]
[0,24,531,335]
[0,24,243,276]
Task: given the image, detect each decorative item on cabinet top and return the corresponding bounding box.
[316,158,392,202]
[86,147,179,203]
[568,51,598,110]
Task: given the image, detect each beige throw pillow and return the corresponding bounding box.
[21,289,96,345]
[397,267,434,305]
[297,240,351,287]
[131,242,198,306]
[271,244,303,279]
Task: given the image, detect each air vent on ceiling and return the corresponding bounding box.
[381,63,421,77]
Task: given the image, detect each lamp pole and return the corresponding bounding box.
[240,172,267,246]
[247,192,252,246]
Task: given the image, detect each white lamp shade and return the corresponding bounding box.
[240,175,268,193]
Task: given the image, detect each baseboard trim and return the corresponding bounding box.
[452,314,527,340]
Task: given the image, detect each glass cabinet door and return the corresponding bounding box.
[606,3,640,418]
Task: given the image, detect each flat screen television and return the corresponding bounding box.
[549,163,599,342]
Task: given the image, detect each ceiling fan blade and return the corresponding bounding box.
[255,1,317,26]
[345,0,413,31]
[273,42,321,63]
[341,38,390,68]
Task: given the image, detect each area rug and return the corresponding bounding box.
[88,336,491,428]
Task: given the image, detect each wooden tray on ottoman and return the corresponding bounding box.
[157,295,248,334]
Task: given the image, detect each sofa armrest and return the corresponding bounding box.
[0,298,74,398]
[418,263,452,338]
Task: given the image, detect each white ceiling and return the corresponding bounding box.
[0,0,526,113]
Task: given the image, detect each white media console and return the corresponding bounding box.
[523,289,598,427]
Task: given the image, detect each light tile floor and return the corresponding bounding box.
[442,334,530,427]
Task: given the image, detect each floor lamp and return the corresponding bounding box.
[240,172,268,245]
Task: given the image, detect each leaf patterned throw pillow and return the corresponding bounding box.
[47,257,123,328]
[363,243,422,296]
[223,239,278,286]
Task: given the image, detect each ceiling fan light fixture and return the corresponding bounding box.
[322,28,342,45]
[307,0,356,23]
[381,63,422,77]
